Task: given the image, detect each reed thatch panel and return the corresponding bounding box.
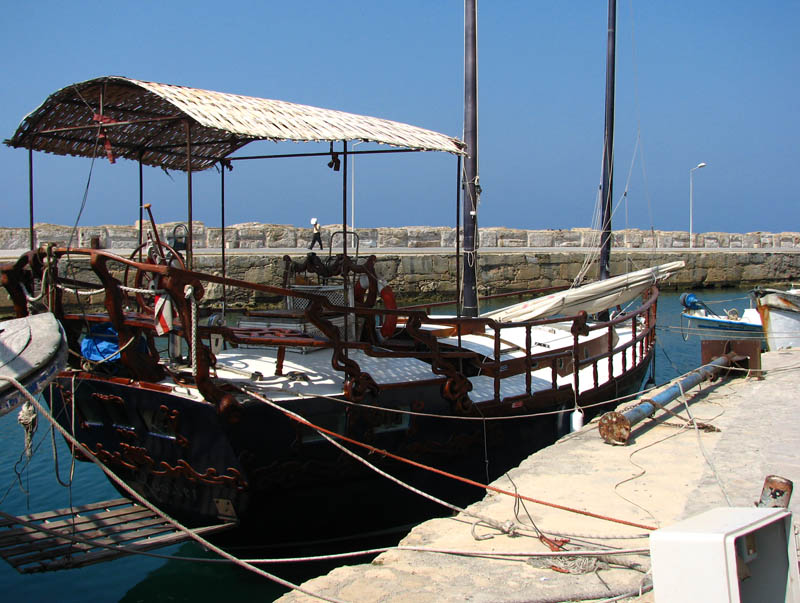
[4,76,465,171]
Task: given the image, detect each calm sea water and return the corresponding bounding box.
[0,288,757,601]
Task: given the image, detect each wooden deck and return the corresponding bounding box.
[0,498,233,573]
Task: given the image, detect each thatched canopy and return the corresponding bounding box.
[4,76,466,171]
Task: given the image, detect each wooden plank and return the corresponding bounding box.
[7,522,178,568]
[0,507,154,544]
[0,498,131,528]
[1,514,169,559]
[0,498,235,573]
[26,522,232,573]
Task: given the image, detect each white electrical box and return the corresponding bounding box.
[650,507,799,602]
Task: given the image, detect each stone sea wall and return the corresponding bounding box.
[190,249,800,307]
[2,223,800,309]
[2,222,800,251]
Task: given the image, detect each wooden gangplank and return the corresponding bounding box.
[0,498,234,573]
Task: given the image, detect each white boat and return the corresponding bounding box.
[0,313,68,417]
[679,292,763,343]
[751,287,800,350]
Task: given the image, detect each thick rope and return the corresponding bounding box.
[185,284,198,377]
[281,381,658,422]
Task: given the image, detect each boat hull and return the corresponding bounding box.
[756,292,800,351]
[46,352,651,547]
[681,312,764,352]
[0,313,68,417]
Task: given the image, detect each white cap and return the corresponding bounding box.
[310,217,318,225]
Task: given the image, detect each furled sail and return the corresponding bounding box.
[482,261,685,323]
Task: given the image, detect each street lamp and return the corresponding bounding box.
[689,162,707,248]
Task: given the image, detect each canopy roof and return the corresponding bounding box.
[4,76,466,171]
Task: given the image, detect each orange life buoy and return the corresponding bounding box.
[379,284,397,339]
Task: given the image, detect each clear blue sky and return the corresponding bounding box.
[1,1,797,234]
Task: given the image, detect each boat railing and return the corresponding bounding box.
[1,247,658,413]
[468,287,658,404]
[574,287,659,395]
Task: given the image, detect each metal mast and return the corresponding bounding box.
[462,0,479,316]
[598,0,616,281]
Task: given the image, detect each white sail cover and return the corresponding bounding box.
[482,261,685,323]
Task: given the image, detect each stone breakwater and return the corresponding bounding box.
[3,222,800,251]
[197,249,800,306]
[4,248,797,311]
[2,223,799,309]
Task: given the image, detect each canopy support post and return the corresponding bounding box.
[138,154,144,262]
[185,120,193,270]
[455,154,462,319]
[28,148,34,251]
[341,141,349,345]
[220,162,227,314]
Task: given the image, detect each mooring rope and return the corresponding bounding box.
[236,384,521,538]
[238,385,657,532]
[278,380,658,423]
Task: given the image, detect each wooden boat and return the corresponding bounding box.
[751,287,800,351]
[0,313,67,417]
[1,60,681,544]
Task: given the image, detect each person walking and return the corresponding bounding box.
[309,217,323,250]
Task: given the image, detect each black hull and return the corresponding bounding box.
[46,353,650,547]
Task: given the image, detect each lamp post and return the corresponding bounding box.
[689,162,707,248]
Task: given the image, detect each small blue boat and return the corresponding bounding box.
[680,292,764,342]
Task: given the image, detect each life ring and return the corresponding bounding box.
[379,284,398,338]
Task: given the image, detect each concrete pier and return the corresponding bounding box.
[278,350,800,602]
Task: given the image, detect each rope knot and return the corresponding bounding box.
[17,401,38,459]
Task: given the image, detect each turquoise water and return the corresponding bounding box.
[0,288,757,601]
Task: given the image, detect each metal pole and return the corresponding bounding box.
[598,352,736,444]
[456,155,462,320]
[28,148,34,250]
[342,142,349,344]
[138,155,144,262]
[221,163,227,313]
[351,141,363,230]
[462,0,479,317]
[689,168,694,248]
[185,120,193,269]
[598,0,616,281]
[689,162,706,249]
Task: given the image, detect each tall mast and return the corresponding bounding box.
[598,0,616,281]
[462,0,479,316]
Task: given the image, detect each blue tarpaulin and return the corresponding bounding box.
[80,324,121,362]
